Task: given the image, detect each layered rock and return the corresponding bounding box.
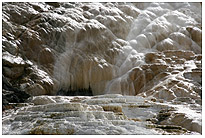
[2,2,202,135]
[2,75,30,111]
[2,94,201,134]
[106,50,202,100]
[2,2,201,96]
[2,2,137,95]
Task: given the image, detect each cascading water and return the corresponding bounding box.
[104,2,201,96]
[51,2,201,96]
[2,2,202,135]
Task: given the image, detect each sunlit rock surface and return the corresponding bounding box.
[2,94,201,134]
[2,2,202,135]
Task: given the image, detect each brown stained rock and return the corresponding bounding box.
[1,2,202,135]
[118,4,140,18]
[186,26,202,47]
[3,66,24,79]
[176,81,196,93]
[3,3,37,25]
[157,111,172,124]
[29,125,75,135]
[145,52,159,63]
[70,97,87,103]
[183,71,202,84]
[133,75,146,95]
[169,32,192,48]
[145,52,166,64]
[38,48,54,65]
[2,2,202,100]
[136,50,201,100]
[171,86,192,98]
[96,14,131,39]
[45,2,60,8]
[128,118,142,122]
[128,67,143,81]
[174,58,185,64]
[164,58,172,64]
[169,113,186,125]
[149,64,168,76]
[153,89,176,101]
[21,31,44,62]
[153,72,170,82]
[102,105,123,113]
[195,54,202,60]
[25,83,48,96]
[124,49,200,96]
[2,52,27,67]
[190,122,202,134]
[144,69,154,83]
[163,50,195,60]
[31,96,56,105]
[167,113,201,134]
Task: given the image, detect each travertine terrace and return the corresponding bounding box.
[2,2,202,135]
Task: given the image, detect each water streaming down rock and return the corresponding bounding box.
[2,2,202,135]
[52,2,202,96]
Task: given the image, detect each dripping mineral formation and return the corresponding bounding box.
[2,2,202,135]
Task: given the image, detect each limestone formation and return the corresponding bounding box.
[2,2,202,135]
[2,94,201,135]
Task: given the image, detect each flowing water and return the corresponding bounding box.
[2,2,202,135]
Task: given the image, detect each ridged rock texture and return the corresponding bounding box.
[2,2,202,135]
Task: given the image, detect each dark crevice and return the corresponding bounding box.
[57,85,93,96]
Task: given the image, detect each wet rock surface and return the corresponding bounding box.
[2,94,201,135]
[2,2,202,135]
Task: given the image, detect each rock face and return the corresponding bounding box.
[107,50,201,100]
[2,2,202,96]
[2,75,30,111]
[2,2,202,135]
